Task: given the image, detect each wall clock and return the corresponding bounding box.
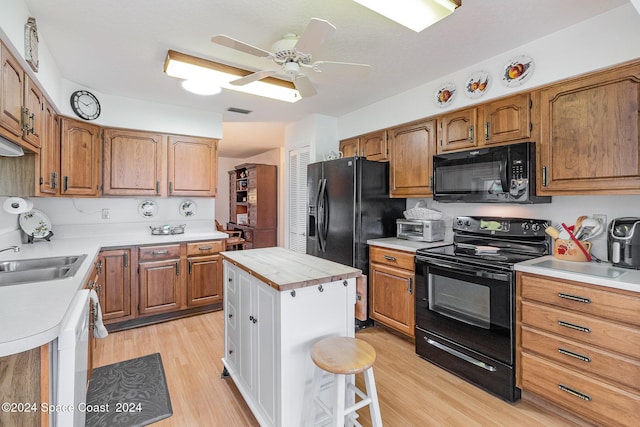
[70,90,101,120]
[24,17,39,72]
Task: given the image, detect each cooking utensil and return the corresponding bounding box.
[554,223,570,239]
[575,218,603,240]
[545,226,560,240]
[573,215,588,239]
[561,222,592,262]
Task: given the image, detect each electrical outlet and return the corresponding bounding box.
[592,214,607,239]
[102,208,110,220]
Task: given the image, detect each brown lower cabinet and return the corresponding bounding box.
[369,246,415,338]
[98,239,224,330]
[517,272,640,426]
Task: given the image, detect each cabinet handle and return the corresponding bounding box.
[156,181,160,194]
[152,250,169,255]
[558,293,591,304]
[383,255,397,261]
[63,176,69,192]
[96,260,103,274]
[484,122,490,140]
[542,166,548,187]
[228,313,233,318]
[188,260,192,275]
[558,348,591,363]
[198,246,212,251]
[468,125,474,143]
[28,111,35,134]
[252,317,257,324]
[169,181,173,194]
[123,252,129,268]
[51,172,58,189]
[21,107,28,132]
[558,320,591,333]
[407,277,413,295]
[175,262,180,276]
[558,384,591,401]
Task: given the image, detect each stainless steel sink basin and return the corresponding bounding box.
[0,254,87,286]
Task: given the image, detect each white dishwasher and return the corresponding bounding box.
[55,289,90,427]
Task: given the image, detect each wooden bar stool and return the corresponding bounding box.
[306,336,383,427]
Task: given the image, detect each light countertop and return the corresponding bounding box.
[367,237,452,253]
[515,255,640,293]
[221,247,361,291]
[0,224,228,357]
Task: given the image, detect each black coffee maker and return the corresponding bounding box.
[608,217,640,269]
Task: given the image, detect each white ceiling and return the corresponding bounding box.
[23,0,629,157]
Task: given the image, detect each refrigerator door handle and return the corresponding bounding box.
[320,178,329,251]
[316,179,327,252]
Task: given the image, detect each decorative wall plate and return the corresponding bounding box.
[179,200,197,217]
[465,70,491,98]
[138,200,158,218]
[19,209,51,238]
[434,82,457,108]
[501,55,535,87]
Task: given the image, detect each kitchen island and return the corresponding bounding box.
[221,247,361,427]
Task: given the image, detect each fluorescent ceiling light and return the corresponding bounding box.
[352,0,458,32]
[164,50,301,103]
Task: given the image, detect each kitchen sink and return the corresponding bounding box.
[0,254,87,286]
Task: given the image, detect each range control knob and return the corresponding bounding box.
[531,223,541,232]
[522,223,530,231]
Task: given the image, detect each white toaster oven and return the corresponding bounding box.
[396,219,445,242]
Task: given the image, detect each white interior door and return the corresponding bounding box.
[288,146,310,253]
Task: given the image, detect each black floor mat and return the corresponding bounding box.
[85,353,172,427]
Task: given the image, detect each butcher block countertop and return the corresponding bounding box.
[221,247,361,292]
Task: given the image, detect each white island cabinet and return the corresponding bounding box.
[221,247,361,427]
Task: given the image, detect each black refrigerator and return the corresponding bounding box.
[306,157,405,277]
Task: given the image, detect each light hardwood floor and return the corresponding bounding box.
[93,311,587,426]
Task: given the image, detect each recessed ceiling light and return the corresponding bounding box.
[352,0,458,32]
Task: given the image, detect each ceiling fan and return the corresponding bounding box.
[211,18,371,98]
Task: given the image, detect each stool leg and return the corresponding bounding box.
[364,367,383,427]
[345,374,356,427]
[304,366,325,427]
[333,375,346,427]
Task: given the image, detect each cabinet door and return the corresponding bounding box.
[538,62,640,194]
[388,120,436,197]
[167,135,218,196]
[38,101,60,195]
[22,77,44,149]
[98,249,132,322]
[339,137,360,158]
[83,263,99,381]
[238,269,254,390]
[0,43,24,140]
[60,118,101,196]
[362,130,388,161]
[187,254,222,307]
[138,259,182,316]
[480,93,531,145]
[438,108,477,153]
[103,129,164,195]
[253,279,277,425]
[370,262,415,337]
[224,263,239,370]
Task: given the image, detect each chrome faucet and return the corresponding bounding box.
[0,246,20,254]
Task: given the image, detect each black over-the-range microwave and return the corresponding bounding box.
[432,142,551,204]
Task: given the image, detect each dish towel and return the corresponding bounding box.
[89,289,109,339]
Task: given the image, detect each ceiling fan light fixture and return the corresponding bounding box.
[352,0,458,32]
[181,79,222,95]
[164,50,301,102]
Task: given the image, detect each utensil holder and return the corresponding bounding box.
[553,239,592,262]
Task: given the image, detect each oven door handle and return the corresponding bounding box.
[426,338,497,372]
[419,258,511,282]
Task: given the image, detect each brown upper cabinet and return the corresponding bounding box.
[102,129,218,197]
[339,130,388,161]
[103,128,164,196]
[480,93,532,146]
[537,60,640,195]
[37,101,60,195]
[168,135,218,197]
[60,117,101,197]
[438,107,477,153]
[388,119,436,198]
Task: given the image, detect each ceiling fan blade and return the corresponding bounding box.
[293,75,317,98]
[211,35,272,58]
[230,69,278,86]
[312,61,371,76]
[294,18,336,55]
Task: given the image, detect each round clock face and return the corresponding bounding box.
[70,90,101,120]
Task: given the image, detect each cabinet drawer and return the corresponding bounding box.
[138,244,181,260]
[370,246,415,271]
[521,326,640,391]
[521,274,640,326]
[521,301,640,359]
[186,240,224,256]
[521,352,640,427]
